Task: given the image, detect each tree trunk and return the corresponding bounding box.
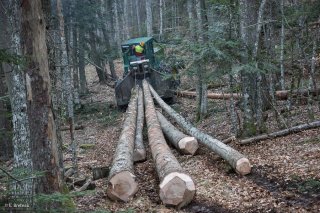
[133,87,146,162]
[123,0,130,39]
[21,0,62,193]
[78,28,88,95]
[0,65,13,160]
[240,120,320,144]
[280,0,285,90]
[157,111,198,155]
[187,0,195,40]
[143,80,195,208]
[159,0,164,39]
[57,0,77,177]
[148,82,251,175]
[107,90,138,202]
[2,0,33,202]
[113,0,121,49]
[146,0,153,36]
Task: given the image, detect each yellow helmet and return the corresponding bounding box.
[140,42,145,47]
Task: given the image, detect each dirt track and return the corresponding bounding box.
[63,65,320,212]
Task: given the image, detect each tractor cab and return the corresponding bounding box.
[121,37,156,77]
[115,37,177,107]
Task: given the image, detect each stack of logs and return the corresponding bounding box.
[106,80,251,208]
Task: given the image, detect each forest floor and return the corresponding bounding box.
[62,64,320,212]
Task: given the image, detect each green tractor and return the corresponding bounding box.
[115,37,179,107]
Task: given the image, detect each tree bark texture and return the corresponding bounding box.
[133,87,146,162]
[240,120,320,144]
[21,0,62,193]
[156,111,198,155]
[143,80,195,208]
[148,82,251,175]
[107,90,138,202]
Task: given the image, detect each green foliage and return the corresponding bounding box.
[34,192,75,212]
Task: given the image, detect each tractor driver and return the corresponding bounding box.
[133,42,145,59]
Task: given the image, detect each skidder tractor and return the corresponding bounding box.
[115,37,179,107]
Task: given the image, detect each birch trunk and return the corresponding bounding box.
[133,87,146,162]
[143,81,195,208]
[107,90,138,202]
[135,1,141,36]
[146,0,153,36]
[21,0,62,193]
[157,111,198,155]
[148,82,251,175]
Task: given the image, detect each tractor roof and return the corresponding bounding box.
[121,37,153,46]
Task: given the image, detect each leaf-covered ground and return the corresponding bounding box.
[63,65,320,212]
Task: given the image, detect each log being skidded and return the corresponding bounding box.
[107,90,138,202]
[148,82,251,176]
[143,80,195,208]
[133,87,146,162]
[156,111,198,155]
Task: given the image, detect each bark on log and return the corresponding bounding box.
[176,91,241,100]
[107,90,138,202]
[176,88,320,101]
[60,125,84,131]
[92,166,110,180]
[240,120,320,144]
[156,111,198,155]
[143,80,195,208]
[149,83,251,175]
[133,87,146,162]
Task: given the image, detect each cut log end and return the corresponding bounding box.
[133,149,146,162]
[236,158,251,176]
[107,171,138,202]
[159,172,195,208]
[178,137,199,155]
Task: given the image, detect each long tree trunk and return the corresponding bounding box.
[57,0,77,177]
[146,0,153,36]
[157,111,198,155]
[133,87,146,162]
[3,0,33,202]
[78,28,88,95]
[187,0,195,40]
[107,90,138,202]
[0,65,13,161]
[240,120,320,144]
[21,0,62,194]
[143,80,195,208]
[280,0,285,90]
[148,82,251,175]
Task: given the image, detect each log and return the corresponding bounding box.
[149,83,251,176]
[92,166,110,180]
[133,87,146,162]
[156,111,198,155]
[176,91,240,100]
[107,90,138,202]
[143,80,195,208]
[76,178,96,192]
[240,120,320,144]
[61,125,84,131]
[176,88,320,101]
